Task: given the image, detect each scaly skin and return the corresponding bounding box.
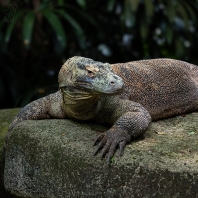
[112,58,198,120]
[7,57,198,163]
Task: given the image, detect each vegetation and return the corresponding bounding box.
[0,0,198,108]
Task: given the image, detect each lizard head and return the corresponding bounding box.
[58,56,124,96]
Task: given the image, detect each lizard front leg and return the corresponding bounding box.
[9,91,65,130]
[93,97,151,163]
[4,91,65,156]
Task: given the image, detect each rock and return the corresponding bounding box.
[2,109,198,198]
[0,108,21,198]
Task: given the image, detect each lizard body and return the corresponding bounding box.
[112,58,198,120]
[7,57,198,163]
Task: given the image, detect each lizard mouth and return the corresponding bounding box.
[74,81,95,94]
[75,81,92,89]
[75,81,123,95]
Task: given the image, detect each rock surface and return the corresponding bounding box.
[1,109,198,198]
[0,108,20,198]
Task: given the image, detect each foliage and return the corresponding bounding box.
[0,0,198,108]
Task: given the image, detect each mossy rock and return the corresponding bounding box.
[1,109,198,198]
[0,108,21,198]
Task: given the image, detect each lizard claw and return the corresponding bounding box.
[93,129,131,163]
[119,140,127,156]
[93,139,106,156]
[107,140,127,164]
[93,134,104,146]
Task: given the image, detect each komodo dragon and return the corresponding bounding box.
[7,56,198,163]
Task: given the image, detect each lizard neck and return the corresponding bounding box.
[62,91,102,120]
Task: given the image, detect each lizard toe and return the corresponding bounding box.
[93,134,105,146]
[101,140,112,158]
[119,140,127,156]
[107,141,118,164]
[93,138,106,156]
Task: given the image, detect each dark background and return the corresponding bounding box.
[0,0,198,109]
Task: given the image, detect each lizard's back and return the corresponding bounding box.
[112,58,198,120]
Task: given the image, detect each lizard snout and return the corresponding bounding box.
[108,74,124,93]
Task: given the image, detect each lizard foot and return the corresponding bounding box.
[93,129,131,164]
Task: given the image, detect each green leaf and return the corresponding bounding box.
[41,9,67,48]
[110,156,114,163]
[56,10,84,36]
[0,75,5,100]
[5,10,26,43]
[181,1,197,22]
[144,0,154,22]
[140,20,148,40]
[128,0,139,13]
[123,0,136,27]
[0,21,4,42]
[0,20,4,29]
[166,28,173,44]
[19,91,36,107]
[63,4,98,27]
[166,1,176,23]
[57,0,64,6]
[177,3,189,29]
[22,11,36,47]
[55,9,85,48]
[175,39,184,57]
[76,0,86,8]
[187,132,195,135]
[107,0,116,11]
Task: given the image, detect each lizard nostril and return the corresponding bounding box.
[110,81,115,84]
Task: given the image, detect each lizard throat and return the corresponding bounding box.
[62,91,101,120]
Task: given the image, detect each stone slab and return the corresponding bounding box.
[3,109,198,198]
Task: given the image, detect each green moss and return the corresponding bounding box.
[0,109,20,151]
[0,109,20,198]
